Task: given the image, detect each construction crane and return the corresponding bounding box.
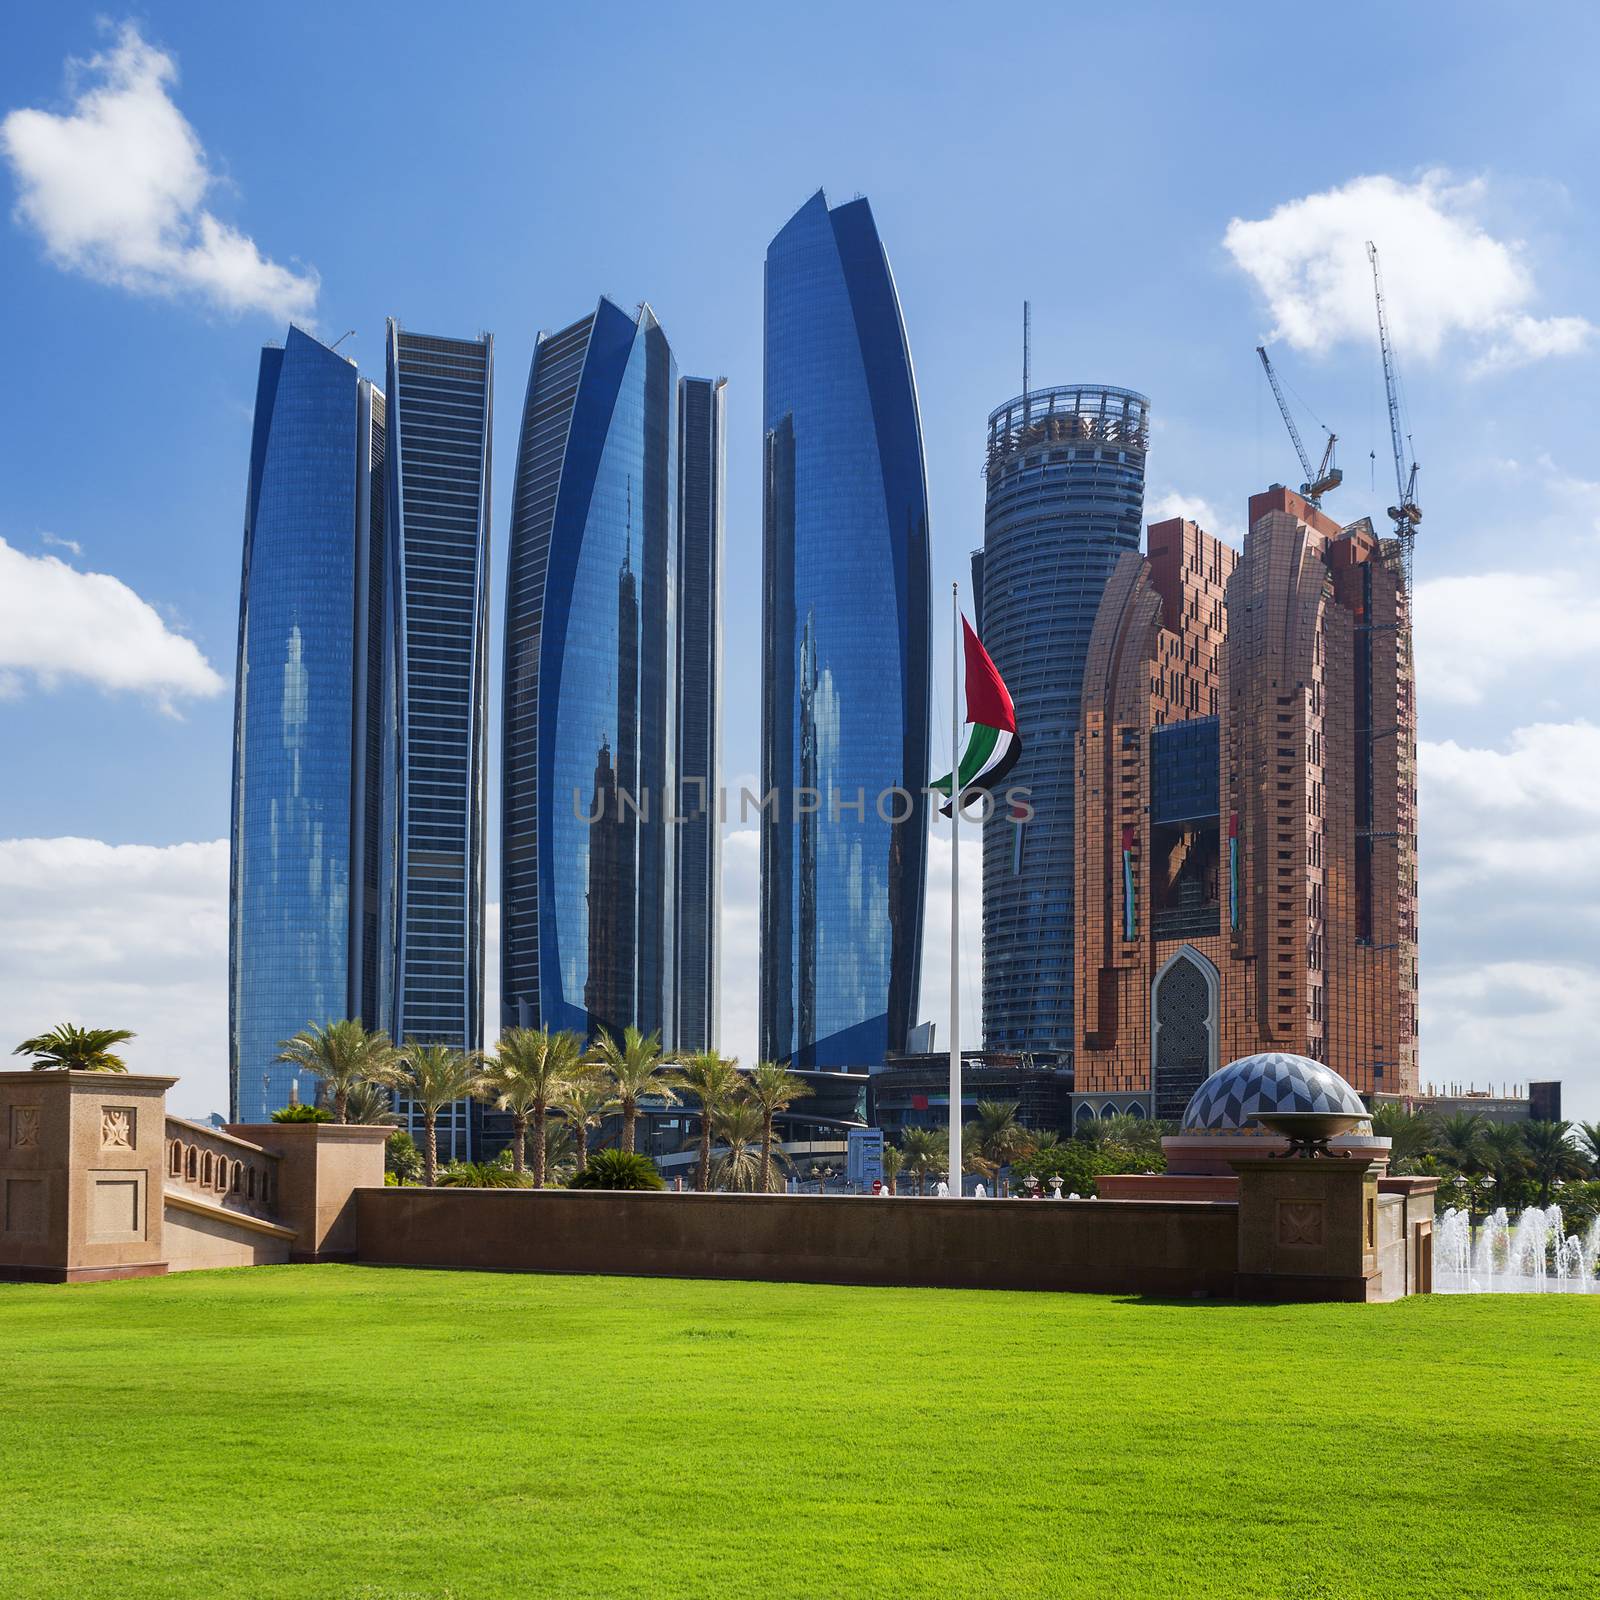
[1366,241,1422,595]
[1256,345,1341,506]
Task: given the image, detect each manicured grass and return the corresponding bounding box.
[1,1268,1597,1598]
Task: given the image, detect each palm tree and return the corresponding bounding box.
[1521,1120,1588,1207]
[488,1027,584,1186]
[393,1041,483,1187]
[1094,1113,1166,1165]
[340,1081,398,1125]
[880,1143,905,1196]
[538,1118,579,1188]
[668,1051,743,1191]
[477,1052,553,1179]
[557,1076,614,1173]
[1370,1104,1437,1171]
[740,1061,808,1193]
[1436,1111,1488,1174]
[711,1101,787,1191]
[12,1024,135,1072]
[587,1027,676,1154]
[965,1100,1029,1187]
[1575,1121,1600,1177]
[900,1127,943,1197]
[1482,1121,1530,1196]
[275,1019,400,1123]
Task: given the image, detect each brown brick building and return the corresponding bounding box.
[1073,487,1418,1120]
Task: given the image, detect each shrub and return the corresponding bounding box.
[438,1161,533,1189]
[1011,1144,1150,1197]
[1551,1179,1600,1233]
[385,1130,423,1185]
[567,1149,666,1190]
[271,1104,332,1123]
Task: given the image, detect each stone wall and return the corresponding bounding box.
[163,1118,294,1271]
[355,1187,1242,1296]
[227,1123,387,1261]
[0,1071,174,1282]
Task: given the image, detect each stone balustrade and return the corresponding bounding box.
[164,1117,281,1220]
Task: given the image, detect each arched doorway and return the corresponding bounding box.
[1150,946,1219,1121]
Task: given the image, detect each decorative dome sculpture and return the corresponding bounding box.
[1180,1052,1371,1136]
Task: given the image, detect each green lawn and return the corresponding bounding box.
[1,1268,1597,1599]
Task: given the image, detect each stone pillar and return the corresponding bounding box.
[0,1071,176,1283]
[227,1123,388,1262]
[1230,1155,1384,1302]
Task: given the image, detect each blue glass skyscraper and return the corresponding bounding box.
[384,322,493,1159]
[977,384,1149,1062]
[674,374,726,1051]
[229,328,386,1122]
[760,191,931,1069]
[502,300,719,1048]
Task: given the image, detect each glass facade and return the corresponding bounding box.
[503,301,717,1050]
[978,384,1149,1062]
[385,323,493,1160]
[675,375,725,1051]
[229,328,384,1123]
[760,191,930,1069]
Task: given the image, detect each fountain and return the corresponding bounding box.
[1435,1204,1600,1294]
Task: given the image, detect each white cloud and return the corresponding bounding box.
[1419,723,1600,1118]
[39,532,82,557]
[1223,172,1593,373]
[0,837,229,1120]
[1,21,318,322]
[1413,571,1600,706]
[1146,490,1242,547]
[1423,963,1600,1103]
[0,535,225,710]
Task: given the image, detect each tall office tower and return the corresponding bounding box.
[675,375,726,1051]
[977,384,1149,1066]
[384,322,493,1161]
[229,328,387,1123]
[1074,490,1419,1119]
[760,190,931,1069]
[501,301,719,1048]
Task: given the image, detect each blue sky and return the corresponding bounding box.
[1,2,1596,1119]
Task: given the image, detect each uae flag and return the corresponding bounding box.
[931,617,1020,816]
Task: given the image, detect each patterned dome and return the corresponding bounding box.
[1181,1052,1370,1135]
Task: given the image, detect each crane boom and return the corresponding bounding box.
[1366,241,1421,594]
[1257,345,1313,482]
[1256,345,1341,506]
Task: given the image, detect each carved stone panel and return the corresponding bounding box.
[101,1106,135,1151]
[9,1105,40,1150]
[1277,1199,1324,1249]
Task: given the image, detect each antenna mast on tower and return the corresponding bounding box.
[1022,301,1031,426]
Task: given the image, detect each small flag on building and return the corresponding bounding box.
[930,617,1019,816]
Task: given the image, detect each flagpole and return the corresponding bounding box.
[948,581,961,1197]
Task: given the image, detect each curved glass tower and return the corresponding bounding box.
[760,191,931,1069]
[503,300,719,1046]
[384,323,493,1161]
[229,328,385,1122]
[978,384,1149,1063]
